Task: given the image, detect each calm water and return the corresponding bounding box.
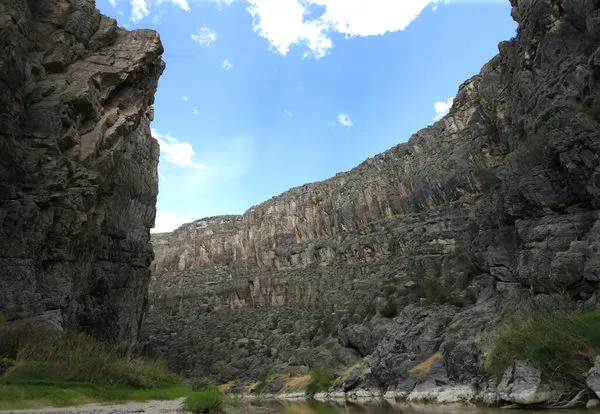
[248,399,590,414]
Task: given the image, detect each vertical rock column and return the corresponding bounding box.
[0,0,165,348]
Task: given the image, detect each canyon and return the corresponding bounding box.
[145,0,600,401]
[1,0,600,406]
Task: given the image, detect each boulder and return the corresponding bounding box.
[497,360,565,405]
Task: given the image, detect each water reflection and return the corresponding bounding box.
[249,399,589,414]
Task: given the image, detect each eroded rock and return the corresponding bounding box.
[0,0,164,348]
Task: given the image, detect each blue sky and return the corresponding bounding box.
[95,0,517,232]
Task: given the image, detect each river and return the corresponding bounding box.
[252,399,591,414]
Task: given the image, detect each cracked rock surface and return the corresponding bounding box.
[0,0,164,347]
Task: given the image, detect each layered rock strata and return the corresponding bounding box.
[0,0,164,347]
[146,0,600,400]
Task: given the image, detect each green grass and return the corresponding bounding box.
[486,309,600,387]
[182,384,241,413]
[0,323,189,409]
[10,331,181,388]
[305,366,335,396]
[0,378,189,409]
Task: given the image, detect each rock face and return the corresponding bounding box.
[145,0,600,397]
[0,0,164,348]
[496,360,564,405]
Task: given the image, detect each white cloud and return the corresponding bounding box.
[246,0,440,58]
[247,0,331,58]
[109,0,119,7]
[191,27,217,46]
[182,95,189,102]
[433,97,454,121]
[193,108,199,115]
[152,211,189,233]
[337,113,352,127]
[165,0,190,11]
[221,59,233,71]
[152,129,205,169]
[284,110,292,118]
[130,0,150,22]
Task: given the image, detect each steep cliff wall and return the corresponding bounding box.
[0,0,164,347]
[146,0,600,392]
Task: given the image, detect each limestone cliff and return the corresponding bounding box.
[0,0,164,348]
[146,0,600,396]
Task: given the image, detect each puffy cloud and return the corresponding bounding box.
[182,95,190,102]
[152,211,189,233]
[191,27,217,46]
[193,108,199,115]
[433,97,454,121]
[247,0,440,58]
[109,0,119,7]
[130,0,150,22]
[337,113,352,127]
[152,129,205,169]
[247,0,331,58]
[221,59,233,71]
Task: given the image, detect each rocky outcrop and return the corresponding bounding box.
[145,0,600,399]
[0,0,164,348]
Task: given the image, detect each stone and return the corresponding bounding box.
[342,366,363,392]
[497,360,564,405]
[0,0,164,348]
[587,399,600,409]
[587,365,600,399]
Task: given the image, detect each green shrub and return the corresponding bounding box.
[486,309,600,386]
[414,278,468,307]
[183,389,224,413]
[305,366,334,396]
[0,318,56,360]
[380,299,398,318]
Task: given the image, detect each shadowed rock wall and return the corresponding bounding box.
[0,0,164,347]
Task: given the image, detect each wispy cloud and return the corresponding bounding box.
[182,95,190,102]
[193,108,199,116]
[156,135,255,225]
[246,0,441,58]
[337,113,352,127]
[284,110,293,118]
[152,210,190,233]
[191,27,217,46]
[152,129,205,169]
[109,0,118,7]
[221,59,233,71]
[433,97,454,121]
[163,0,190,11]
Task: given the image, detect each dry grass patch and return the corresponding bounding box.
[409,352,442,376]
[280,375,311,393]
[216,381,236,393]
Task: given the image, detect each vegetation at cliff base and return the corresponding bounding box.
[486,309,600,386]
[183,387,225,413]
[0,320,188,409]
[305,366,335,396]
[183,383,241,413]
